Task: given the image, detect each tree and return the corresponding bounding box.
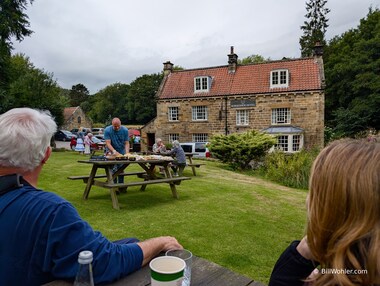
[6,54,66,125]
[324,8,380,136]
[237,54,270,64]
[299,0,330,57]
[69,83,90,109]
[89,83,129,124]
[0,0,34,91]
[126,73,163,124]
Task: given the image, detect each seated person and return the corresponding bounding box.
[152,138,166,153]
[165,140,186,176]
[269,139,380,286]
[0,108,183,285]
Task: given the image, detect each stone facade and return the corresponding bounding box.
[141,47,325,152]
[61,106,92,131]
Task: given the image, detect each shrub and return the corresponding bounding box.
[260,148,320,189]
[209,130,276,170]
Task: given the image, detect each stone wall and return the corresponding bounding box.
[141,91,324,151]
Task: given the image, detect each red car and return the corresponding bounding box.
[70,136,105,151]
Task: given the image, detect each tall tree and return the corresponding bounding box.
[89,83,129,124]
[299,0,330,57]
[0,0,33,92]
[126,73,163,124]
[69,83,90,108]
[324,8,380,136]
[6,54,66,125]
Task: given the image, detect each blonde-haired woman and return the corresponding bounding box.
[269,139,380,286]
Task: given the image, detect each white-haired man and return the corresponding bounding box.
[0,108,182,285]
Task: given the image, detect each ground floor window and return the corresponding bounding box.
[275,134,303,152]
[192,133,208,142]
[168,133,179,143]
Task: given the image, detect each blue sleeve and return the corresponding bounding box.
[45,203,143,284]
[103,126,111,141]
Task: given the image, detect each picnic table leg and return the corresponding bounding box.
[109,187,120,210]
[83,165,97,200]
[187,156,197,176]
[105,167,120,209]
[163,163,179,199]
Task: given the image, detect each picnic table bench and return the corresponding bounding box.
[68,159,191,210]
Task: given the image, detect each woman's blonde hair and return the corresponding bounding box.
[307,139,380,286]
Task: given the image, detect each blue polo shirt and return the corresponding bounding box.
[104,125,129,154]
[0,184,143,285]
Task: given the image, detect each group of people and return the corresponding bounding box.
[74,130,94,155]
[153,138,187,176]
[0,107,379,286]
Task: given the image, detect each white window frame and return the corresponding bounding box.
[271,108,291,125]
[236,110,249,126]
[192,133,208,142]
[192,106,208,121]
[194,76,210,92]
[168,133,179,143]
[168,106,179,121]
[275,134,303,153]
[270,69,289,88]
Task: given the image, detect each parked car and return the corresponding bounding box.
[179,142,211,158]
[70,135,105,151]
[54,130,76,141]
[91,128,104,135]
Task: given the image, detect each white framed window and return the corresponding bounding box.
[275,134,303,153]
[194,76,210,92]
[270,69,289,88]
[169,133,179,142]
[236,110,249,125]
[192,133,208,142]
[271,108,291,125]
[168,106,179,121]
[192,106,208,121]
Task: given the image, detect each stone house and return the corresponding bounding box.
[61,106,92,131]
[141,46,325,152]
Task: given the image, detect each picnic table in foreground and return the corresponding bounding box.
[44,255,266,286]
[68,158,191,210]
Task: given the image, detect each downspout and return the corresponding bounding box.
[224,96,228,135]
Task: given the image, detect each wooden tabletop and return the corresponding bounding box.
[44,255,265,286]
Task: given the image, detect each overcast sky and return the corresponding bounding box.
[13,0,380,94]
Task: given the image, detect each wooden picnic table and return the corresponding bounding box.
[44,255,265,286]
[141,151,205,176]
[68,158,191,210]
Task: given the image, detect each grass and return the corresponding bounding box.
[40,151,308,284]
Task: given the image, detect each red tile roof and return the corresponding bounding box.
[158,57,322,99]
[63,107,79,122]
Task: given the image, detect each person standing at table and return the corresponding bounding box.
[268,139,380,286]
[104,117,130,183]
[0,108,183,286]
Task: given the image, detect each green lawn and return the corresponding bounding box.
[40,151,308,284]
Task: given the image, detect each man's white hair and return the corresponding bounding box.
[0,108,57,171]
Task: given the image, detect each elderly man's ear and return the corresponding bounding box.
[42,146,52,164]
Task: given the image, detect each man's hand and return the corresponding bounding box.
[137,236,183,266]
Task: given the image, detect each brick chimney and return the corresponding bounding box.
[163,61,174,76]
[313,41,323,57]
[227,46,238,74]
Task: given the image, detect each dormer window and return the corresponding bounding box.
[194,76,210,92]
[270,69,289,88]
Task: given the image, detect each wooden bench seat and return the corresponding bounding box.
[188,163,205,168]
[68,171,147,183]
[187,163,205,176]
[103,176,191,189]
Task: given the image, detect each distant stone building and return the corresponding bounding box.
[141,45,325,152]
[61,106,92,131]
